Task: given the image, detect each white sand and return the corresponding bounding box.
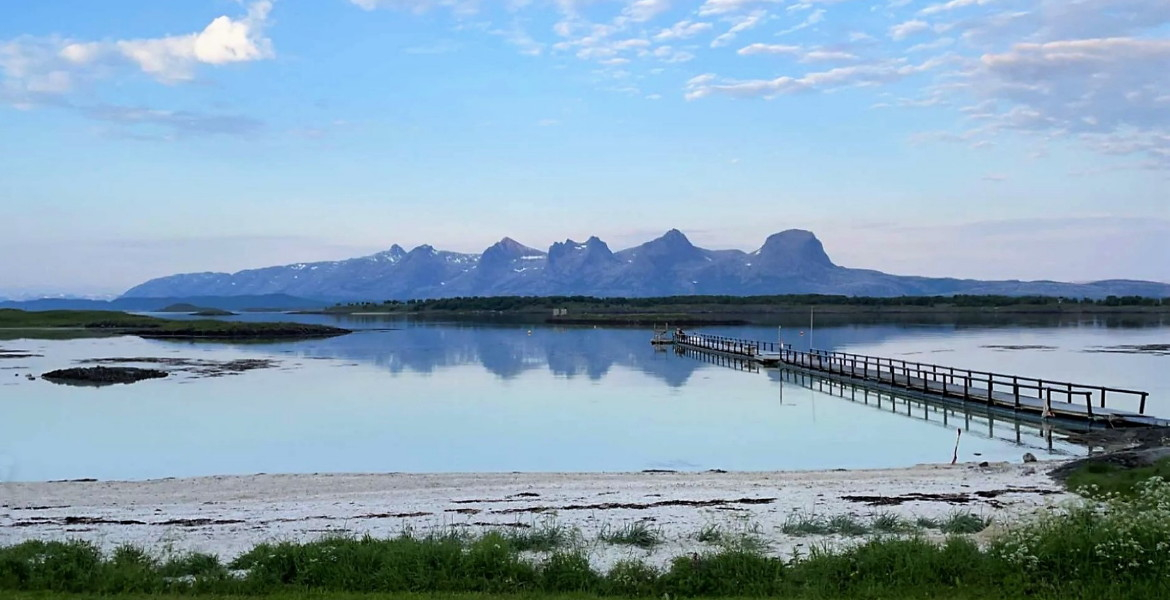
[0,462,1071,568]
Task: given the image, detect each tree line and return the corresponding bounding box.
[331,294,1168,311]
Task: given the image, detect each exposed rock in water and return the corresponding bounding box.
[1,348,43,359]
[42,366,169,386]
[77,357,275,378]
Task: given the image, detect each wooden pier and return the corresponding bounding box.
[669,331,1165,428]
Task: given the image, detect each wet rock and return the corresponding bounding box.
[1022,452,1037,463]
[42,366,168,386]
[1050,447,1170,482]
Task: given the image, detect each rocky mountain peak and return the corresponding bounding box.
[754,229,834,270]
[548,236,616,270]
[117,228,1170,301]
[480,237,545,270]
[369,245,407,262]
[485,237,543,257]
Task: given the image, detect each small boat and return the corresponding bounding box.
[650,324,673,345]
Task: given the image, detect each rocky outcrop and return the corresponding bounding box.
[42,366,169,386]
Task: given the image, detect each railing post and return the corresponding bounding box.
[1099,388,1106,409]
[1140,392,1148,414]
[1012,376,1020,410]
[1085,391,1094,420]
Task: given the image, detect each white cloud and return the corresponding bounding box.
[491,22,545,55]
[803,49,859,61]
[919,0,995,16]
[348,0,480,15]
[710,9,767,47]
[889,19,931,40]
[738,43,857,62]
[737,43,802,56]
[907,37,954,53]
[0,2,273,137]
[976,38,1170,134]
[2,0,274,92]
[776,8,825,36]
[623,0,672,23]
[956,0,1170,46]
[698,0,781,17]
[653,45,695,62]
[686,57,946,99]
[654,20,712,41]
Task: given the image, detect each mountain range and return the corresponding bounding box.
[120,229,1170,301]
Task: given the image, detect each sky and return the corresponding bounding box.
[1,0,1168,297]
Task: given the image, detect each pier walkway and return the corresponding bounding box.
[670,331,1164,428]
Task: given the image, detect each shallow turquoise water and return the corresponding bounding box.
[0,316,1165,482]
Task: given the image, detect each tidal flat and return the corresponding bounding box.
[0,462,1063,570]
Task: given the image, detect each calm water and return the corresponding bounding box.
[1,315,1166,482]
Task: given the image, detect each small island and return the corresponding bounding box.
[157,303,236,316]
[191,308,236,317]
[0,309,350,341]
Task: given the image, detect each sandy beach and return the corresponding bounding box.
[1,461,1071,568]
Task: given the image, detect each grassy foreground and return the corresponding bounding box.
[1066,457,1170,500]
[0,593,1031,600]
[3,476,1169,599]
[0,309,349,340]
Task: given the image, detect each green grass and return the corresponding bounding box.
[0,309,348,339]
[597,522,661,549]
[781,511,989,538]
[780,513,870,537]
[870,512,916,534]
[0,593,1077,600]
[1066,457,1170,500]
[500,522,575,553]
[937,511,992,535]
[915,516,941,529]
[694,521,770,553]
[3,479,1170,599]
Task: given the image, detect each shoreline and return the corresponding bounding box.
[0,462,1071,568]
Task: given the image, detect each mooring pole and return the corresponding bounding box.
[809,307,814,352]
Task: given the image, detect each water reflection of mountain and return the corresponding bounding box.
[244,321,928,387]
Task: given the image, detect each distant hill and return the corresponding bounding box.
[118,230,1170,301]
[0,294,328,312]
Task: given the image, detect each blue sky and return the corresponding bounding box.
[1,0,1168,297]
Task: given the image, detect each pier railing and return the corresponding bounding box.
[672,332,1149,415]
